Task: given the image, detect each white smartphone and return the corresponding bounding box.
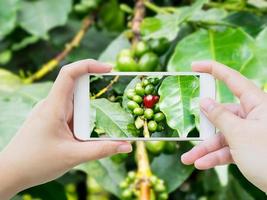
[74,72,215,141]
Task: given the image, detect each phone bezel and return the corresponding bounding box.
[74,72,216,141]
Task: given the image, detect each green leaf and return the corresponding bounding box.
[98,33,131,64]
[151,142,194,192]
[248,0,267,9]
[141,14,181,41]
[91,98,138,137]
[20,181,67,200]
[98,0,125,32]
[0,68,21,92]
[0,0,19,39]
[243,27,267,84]
[140,0,208,40]
[18,0,72,38]
[158,75,199,137]
[167,28,254,102]
[225,12,265,37]
[77,158,126,197]
[0,82,52,151]
[190,8,228,23]
[89,104,96,134]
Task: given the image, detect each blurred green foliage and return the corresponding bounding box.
[1,0,267,199]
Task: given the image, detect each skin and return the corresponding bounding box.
[181,60,267,193]
[0,59,132,200]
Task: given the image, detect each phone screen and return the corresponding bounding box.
[88,74,201,139]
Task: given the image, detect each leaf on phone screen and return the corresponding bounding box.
[190,85,200,130]
[91,98,138,137]
[89,104,96,134]
[158,75,199,137]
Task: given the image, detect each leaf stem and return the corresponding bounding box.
[23,16,92,84]
[206,2,266,15]
[91,75,119,99]
[144,1,169,14]
[188,20,238,28]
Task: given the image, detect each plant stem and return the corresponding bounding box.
[23,16,92,84]
[131,1,153,200]
[91,75,119,99]
[131,0,146,45]
[136,141,152,200]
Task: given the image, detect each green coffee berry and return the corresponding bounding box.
[145,84,155,95]
[127,101,139,110]
[133,107,144,116]
[144,108,154,119]
[154,112,165,122]
[132,95,143,104]
[148,120,157,132]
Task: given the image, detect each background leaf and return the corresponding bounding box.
[167,28,255,102]
[0,82,52,151]
[151,142,194,192]
[77,158,126,197]
[0,0,19,39]
[19,181,67,200]
[98,33,131,64]
[140,0,208,40]
[18,0,72,37]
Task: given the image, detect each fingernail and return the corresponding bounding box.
[191,60,211,67]
[117,144,132,153]
[200,98,216,113]
[181,153,187,161]
[104,62,113,69]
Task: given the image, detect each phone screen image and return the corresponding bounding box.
[89,74,201,139]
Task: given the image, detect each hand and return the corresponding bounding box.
[0,59,132,199]
[181,60,267,192]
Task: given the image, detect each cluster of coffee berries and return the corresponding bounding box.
[150,175,168,200]
[119,171,168,200]
[116,38,170,72]
[126,77,166,134]
[120,171,139,200]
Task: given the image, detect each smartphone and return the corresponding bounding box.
[74,72,215,141]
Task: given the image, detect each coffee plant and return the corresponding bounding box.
[1,0,267,199]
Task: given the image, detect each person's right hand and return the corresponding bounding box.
[181,60,267,192]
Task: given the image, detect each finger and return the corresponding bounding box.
[72,141,132,164]
[192,60,263,113]
[48,59,112,102]
[194,146,234,170]
[200,98,243,139]
[181,133,226,165]
[223,103,246,118]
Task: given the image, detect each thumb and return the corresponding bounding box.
[72,141,132,164]
[200,98,242,138]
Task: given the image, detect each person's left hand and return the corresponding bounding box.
[0,59,132,200]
